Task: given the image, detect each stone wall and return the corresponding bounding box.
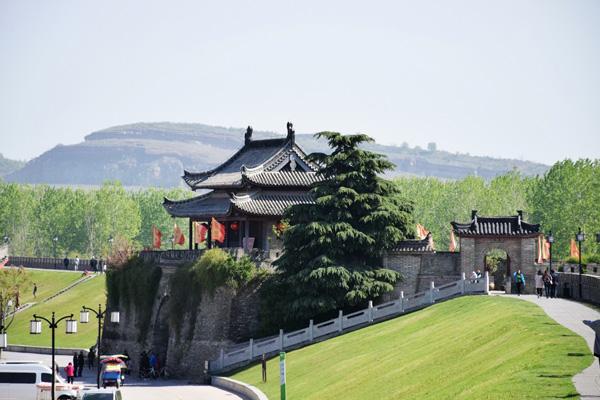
[102,264,262,381]
[383,251,461,298]
[556,272,600,305]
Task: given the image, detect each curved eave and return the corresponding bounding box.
[163,193,232,218]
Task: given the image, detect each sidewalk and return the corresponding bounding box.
[504,294,600,398]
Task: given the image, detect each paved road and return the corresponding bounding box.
[503,294,600,398]
[0,351,246,400]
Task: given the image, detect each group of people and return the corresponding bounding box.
[62,255,107,273]
[534,269,559,298]
[469,269,483,283]
[64,348,96,383]
[139,350,162,379]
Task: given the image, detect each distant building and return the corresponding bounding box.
[163,123,321,252]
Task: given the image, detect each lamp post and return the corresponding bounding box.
[80,304,120,388]
[576,228,585,299]
[546,231,554,272]
[30,312,77,400]
[52,236,59,268]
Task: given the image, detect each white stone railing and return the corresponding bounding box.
[209,272,489,372]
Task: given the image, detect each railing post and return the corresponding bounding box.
[249,338,254,359]
[484,271,489,294]
[219,348,224,369]
[461,272,466,294]
[429,281,435,304]
[400,291,405,312]
[279,329,284,350]
[368,300,373,322]
[309,319,314,342]
[338,310,343,332]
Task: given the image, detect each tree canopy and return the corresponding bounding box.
[272,132,415,325]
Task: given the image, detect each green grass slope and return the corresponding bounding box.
[231,296,592,399]
[8,274,106,349]
[17,269,83,305]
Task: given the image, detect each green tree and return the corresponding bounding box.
[527,159,600,258]
[272,132,415,325]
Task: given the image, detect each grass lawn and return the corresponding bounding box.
[7,274,106,349]
[16,268,83,305]
[231,296,592,399]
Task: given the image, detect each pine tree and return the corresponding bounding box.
[273,132,415,324]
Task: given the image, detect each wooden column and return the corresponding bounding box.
[188,219,193,250]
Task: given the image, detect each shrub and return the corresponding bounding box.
[190,249,255,294]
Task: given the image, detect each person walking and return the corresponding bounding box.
[88,346,96,370]
[63,256,69,270]
[513,269,525,296]
[74,256,80,271]
[550,269,559,298]
[72,352,78,377]
[65,362,75,384]
[534,270,544,298]
[32,283,37,299]
[77,351,85,377]
[543,270,552,298]
[90,256,98,273]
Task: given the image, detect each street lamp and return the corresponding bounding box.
[576,228,585,298]
[2,235,9,245]
[52,236,59,268]
[80,304,120,388]
[29,312,77,400]
[546,231,554,272]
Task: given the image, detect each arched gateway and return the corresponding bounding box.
[451,210,540,294]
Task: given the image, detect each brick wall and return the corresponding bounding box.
[556,272,600,305]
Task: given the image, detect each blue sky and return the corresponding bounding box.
[1,0,599,164]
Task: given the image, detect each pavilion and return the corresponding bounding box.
[163,123,322,252]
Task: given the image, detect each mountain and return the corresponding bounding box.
[0,154,26,177]
[5,122,548,187]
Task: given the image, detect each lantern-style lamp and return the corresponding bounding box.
[0,333,7,348]
[547,233,554,243]
[30,319,42,334]
[65,319,77,334]
[80,309,90,324]
[576,228,585,243]
[230,222,239,232]
[110,311,120,323]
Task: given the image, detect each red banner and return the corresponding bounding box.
[194,222,208,244]
[174,224,186,246]
[152,226,162,249]
[211,218,226,243]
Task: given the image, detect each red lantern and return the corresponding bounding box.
[230,222,239,232]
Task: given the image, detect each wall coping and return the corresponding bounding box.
[212,376,268,400]
[6,345,89,356]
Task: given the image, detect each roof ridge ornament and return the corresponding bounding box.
[286,121,295,143]
[245,126,253,145]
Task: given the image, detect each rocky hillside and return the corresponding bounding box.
[5,122,548,187]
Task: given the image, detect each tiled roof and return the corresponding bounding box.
[183,138,318,190]
[389,235,435,253]
[451,214,540,237]
[232,191,314,217]
[242,167,323,188]
[163,192,232,218]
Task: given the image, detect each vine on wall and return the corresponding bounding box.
[106,256,162,344]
